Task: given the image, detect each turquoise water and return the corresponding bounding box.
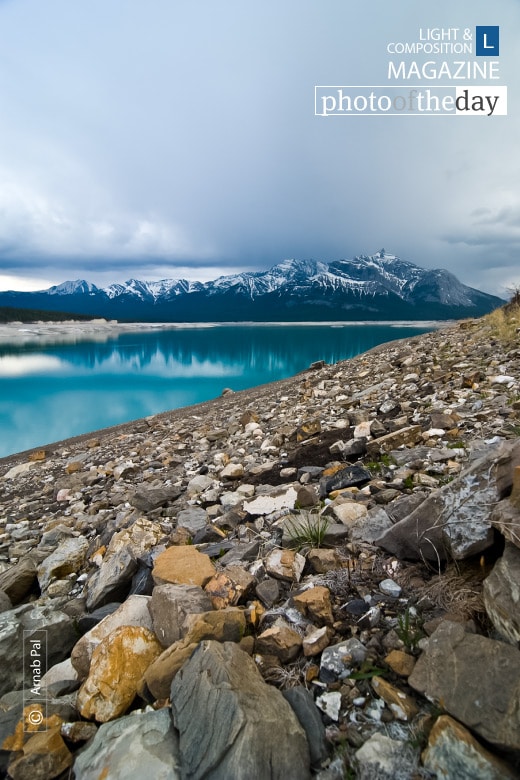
[0,323,434,458]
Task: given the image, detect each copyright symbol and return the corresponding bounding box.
[28,710,43,726]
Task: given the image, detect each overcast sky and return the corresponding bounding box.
[0,0,518,297]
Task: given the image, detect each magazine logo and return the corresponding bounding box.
[315,86,507,117]
[476,26,499,56]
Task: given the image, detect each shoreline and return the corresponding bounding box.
[0,321,456,468]
[0,318,449,346]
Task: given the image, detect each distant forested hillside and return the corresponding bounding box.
[0,306,95,323]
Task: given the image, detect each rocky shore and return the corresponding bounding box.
[0,308,519,779]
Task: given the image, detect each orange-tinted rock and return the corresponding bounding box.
[303,626,331,657]
[307,548,346,574]
[384,649,416,677]
[255,625,302,663]
[152,546,215,587]
[77,625,163,722]
[423,715,517,780]
[371,677,419,721]
[7,727,72,780]
[293,586,334,625]
[204,566,255,609]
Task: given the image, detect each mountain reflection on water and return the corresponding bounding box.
[0,323,434,457]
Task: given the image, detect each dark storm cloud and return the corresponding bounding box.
[0,0,519,295]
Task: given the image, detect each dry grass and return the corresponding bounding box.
[415,561,486,621]
[484,301,520,343]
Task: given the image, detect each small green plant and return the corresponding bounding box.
[396,608,425,652]
[365,453,394,475]
[285,510,330,549]
[403,475,415,490]
[349,662,387,681]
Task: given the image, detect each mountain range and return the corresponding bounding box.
[0,250,503,321]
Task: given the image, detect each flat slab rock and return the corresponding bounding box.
[408,621,520,753]
[376,445,502,562]
[170,640,311,780]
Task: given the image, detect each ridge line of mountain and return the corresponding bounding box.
[0,250,503,322]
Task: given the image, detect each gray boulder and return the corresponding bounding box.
[483,542,520,645]
[149,584,212,647]
[283,686,328,768]
[0,604,77,695]
[409,621,520,752]
[376,451,499,562]
[171,640,311,779]
[73,708,180,779]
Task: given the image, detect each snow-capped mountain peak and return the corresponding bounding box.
[3,250,503,322]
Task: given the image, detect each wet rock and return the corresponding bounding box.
[171,640,311,779]
[483,542,520,645]
[152,546,215,588]
[77,626,163,722]
[422,715,518,780]
[149,584,212,647]
[408,621,520,752]
[73,708,181,780]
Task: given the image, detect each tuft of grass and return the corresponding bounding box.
[396,608,425,652]
[285,510,330,549]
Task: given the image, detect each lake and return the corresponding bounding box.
[0,323,436,458]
